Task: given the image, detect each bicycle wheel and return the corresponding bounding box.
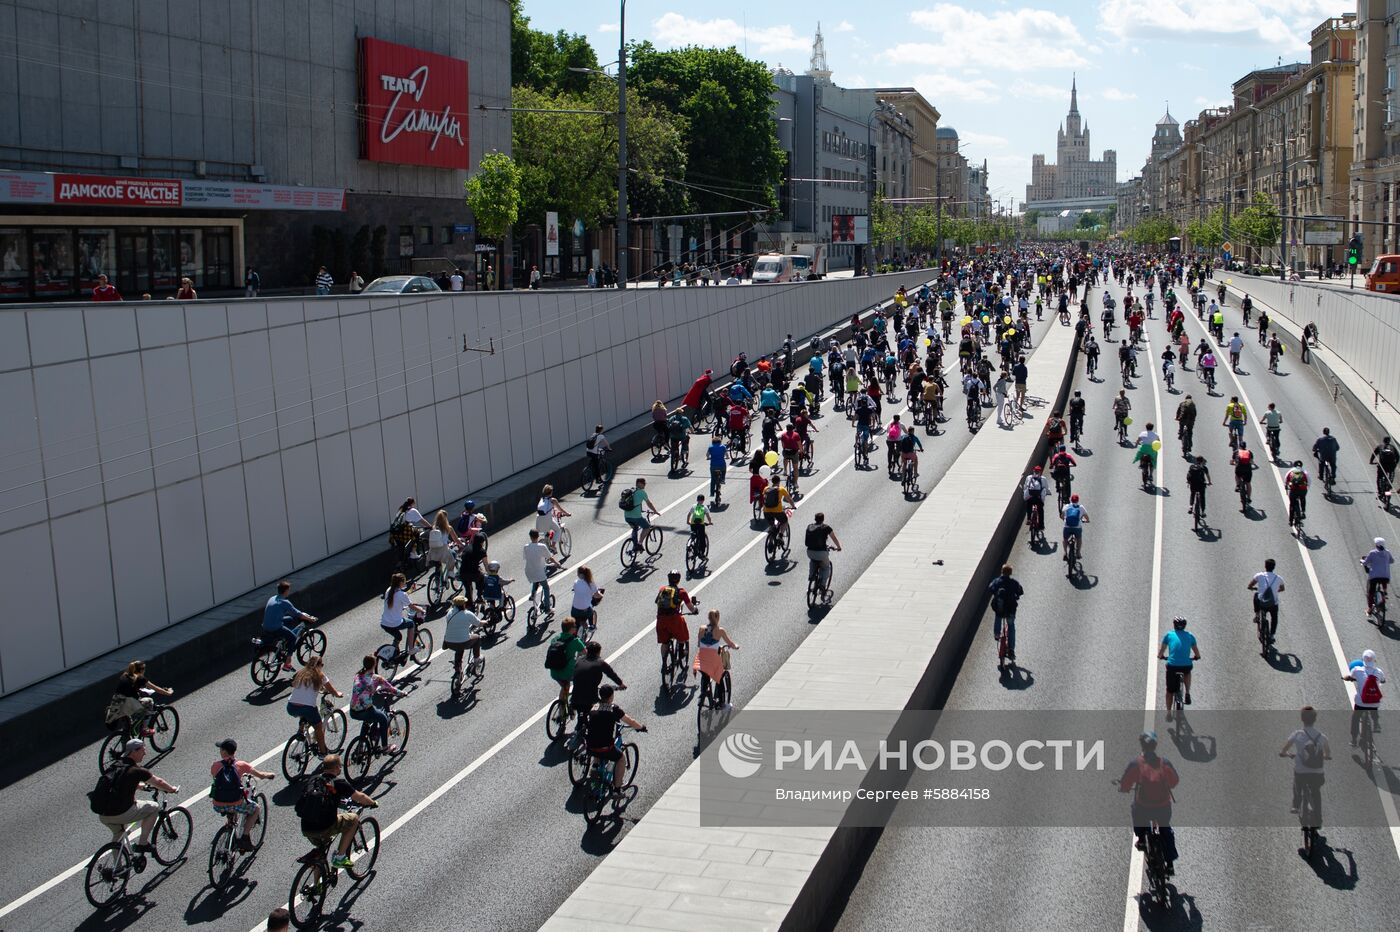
[289,861,326,928]
[249,792,269,850]
[344,736,374,782]
[208,824,236,888]
[410,628,434,665]
[427,568,446,607]
[568,745,590,787]
[98,732,124,772]
[620,538,638,567]
[84,842,131,909]
[685,538,700,574]
[765,533,778,565]
[346,816,380,880]
[502,595,516,623]
[581,464,598,494]
[807,577,820,609]
[584,778,612,827]
[557,527,572,561]
[389,710,410,751]
[644,527,663,556]
[282,732,312,781]
[297,629,327,663]
[619,742,640,790]
[250,648,280,686]
[323,707,347,753]
[149,705,180,752]
[151,805,193,865]
[546,699,568,741]
[375,643,401,681]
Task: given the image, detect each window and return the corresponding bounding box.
[417,225,433,246]
[178,229,204,287]
[76,228,116,290]
[0,229,28,296]
[31,228,75,295]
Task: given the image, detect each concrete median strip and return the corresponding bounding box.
[542,319,1080,931]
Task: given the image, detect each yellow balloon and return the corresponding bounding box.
[1152,440,1162,452]
[981,315,990,323]
[764,450,779,468]
[962,316,973,325]
[1226,278,1233,284]
[1003,315,1012,324]
[1123,416,1133,427]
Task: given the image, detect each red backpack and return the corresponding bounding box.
[1133,755,1176,807]
[1360,673,1384,705]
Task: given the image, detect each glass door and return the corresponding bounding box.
[117,230,150,297]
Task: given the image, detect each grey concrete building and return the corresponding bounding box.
[0,0,511,299]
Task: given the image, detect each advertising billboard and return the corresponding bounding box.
[359,37,471,170]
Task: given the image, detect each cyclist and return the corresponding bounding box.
[1258,309,1271,345]
[760,407,781,452]
[1222,397,1248,449]
[1233,440,1256,504]
[898,427,924,483]
[885,416,906,475]
[758,383,782,416]
[286,656,342,757]
[546,617,587,710]
[1174,395,1196,454]
[1160,347,1176,389]
[805,512,843,596]
[1062,492,1088,562]
[584,684,647,790]
[210,738,274,852]
[570,641,625,729]
[1184,455,1211,516]
[1084,334,1100,376]
[761,473,795,537]
[1044,410,1068,448]
[655,570,697,670]
[707,434,728,497]
[350,654,403,754]
[780,422,804,485]
[687,493,712,557]
[1112,390,1132,443]
[523,529,562,618]
[1068,391,1086,446]
[987,564,1025,662]
[1258,403,1284,458]
[584,424,612,483]
[1241,293,1254,325]
[693,610,739,709]
[622,477,660,548]
[263,580,318,671]
[1344,650,1387,746]
[1117,732,1180,874]
[649,400,669,448]
[1248,558,1285,644]
[1227,332,1244,372]
[297,754,378,869]
[1371,436,1399,500]
[479,560,513,622]
[666,409,693,473]
[93,739,180,855]
[105,660,174,736]
[535,484,570,557]
[1048,444,1076,498]
[1279,706,1330,818]
[1362,538,1394,617]
[1023,465,1050,533]
[1312,427,1339,488]
[1284,461,1309,526]
[726,378,753,408]
[1158,615,1200,718]
[380,572,426,665]
[1269,333,1284,371]
[443,594,485,680]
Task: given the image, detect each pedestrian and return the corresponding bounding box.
[529,265,541,290]
[587,267,597,288]
[450,268,464,291]
[348,270,365,293]
[486,264,496,290]
[315,266,334,296]
[176,277,197,300]
[244,266,261,298]
[91,273,122,302]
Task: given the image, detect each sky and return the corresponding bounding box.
[520,0,1345,210]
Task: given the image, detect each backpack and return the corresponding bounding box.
[388,512,413,548]
[656,586,681,613]
[1299,730,1326,769]
[1360,672,1384,705]
[618,488,636,511]
[1133,755,1175,807]
[899,433,917,454]
[294,775,337,824]
[1255,576,1276,605]
[763,486,781,509]
[544,635,574,672]
[211,758,245,804]
[989,582,1009,615]
[88,761,133,816]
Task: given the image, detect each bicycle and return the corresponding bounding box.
[525,587,557,635]
[374,623,434,681]
[1190,488,1207,531]
[800,438,815,477]
[901,457,920,495]
[619,525,664,568]
[344,694,410,782]
[966,395,981,431]
[1266,426,1282,460]
[1377,468,1395,509]
[1055,476,1072,517]
[546,516,572,562]
[696,650,733,735]
[581,452,613,494]
[1140,822,1174,910]
[425,555,462,610]
[288,805,380,929]
[1064,532,1082,578]
[807,556,835,609]
[207,775,269,889]
[1317,458,1336,496]
[764,516,792,566]
[250,624,327,687]
[477,595,516,638]
[1254,601,1274,655]
[1282,752,1323,859]
[1288,495,1305,535]
[649,431,667,460]
[99,694,180,773]
[1369,579,1389,628]
[854,430,871,469]
[282,693,348,781]
[996,614,1013,670]
[84,788,192,909]
[685,528,709,574]
[1140,454,1155,491]
[1026,499,1046,547]
[581,724,643,827]
[449,629,487,702]
[1349,698,1378,769]
[660,605,697,693]
[1115,413,1128,445]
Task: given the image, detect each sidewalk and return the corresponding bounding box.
[541,320,1080,931]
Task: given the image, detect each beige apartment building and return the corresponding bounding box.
[1351,0,1400,261]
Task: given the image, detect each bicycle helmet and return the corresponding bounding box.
[1033,465,1043,473]
[1295,460,1304,468]
[1376,538,1387,549]
[463,499,476,510]
[1172,616,1188,630]
[486,560,501,573]
[667,570,681,584]
[1140,731,1158,748]
[1070,493,1080,503]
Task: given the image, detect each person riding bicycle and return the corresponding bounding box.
[105,660,174,737]
[692,610,739,708]
[92,738,180,855]
[1062,493,1088,561]
[350,653,403,754]
[780,422,804,478]
[898,428,924,480]
[443,595,485,681]
[1049,444,1077,495]
[210,738,273,852]
[1279,706,1330,819]
[584,684,647,790]
[535,484,571,556]
[296,753,378,869]
[1344,651,1387,747]
[1044,411,1068,448]
[666,410,692,472]
[1248,558,1285,643]
[1371,437,1400,498]
[1118,732,1180,874]
[584,425,613,485]
[546,617,587,711]
[1362,538,1394,616]
[524,529,562,619]
[707,434,728,492]
[805,511,843,591]
[1284,461,1309,524]
[1112,390,1132,441]
[1067,391,1086,443]
[1158,615,1199,718]
[649,400,669,447]
[1179,454,1210,513]
[727,378,753,408]
[263,580,318,671]
[380,572,426,664]
[725,400,750,447]
[687,493,713,556]
[1223,397,1248,449]
[1312,427,1339,486]
[1269,333,1284,370]
[655,571,697,669]
[570,641,625,727]
[621,477,660,548]
[987,564,1024,662]
[1160,347,1176,383]
[1023,466,1050,531]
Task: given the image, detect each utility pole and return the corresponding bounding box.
[616,0,629,290]
[1279,108,1289,280]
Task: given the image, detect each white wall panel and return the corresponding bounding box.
[435,399,468,501]
[350,423,389,534]
[184,303,228,342]
[307,319,349,439]
[371,309,407,419]
[315,433,360,552]
[269,325,314,448]
[482,383,512,480]
[505,376,533,471]
[281,443,328,567]
[52,508,118,667]
[141,345,200,487]
[136,303,186,348]
[229,331,277,459]
[108,490,169,641]
[340,312,379,429]
[156,477,213,621]
[0,311,30,372]
[379,413,415,505]
[203,465,255,603]
[407,406,444,510]
[33,361,103,517]
[26,307,86,365]
[400,304,434,411]
[460,391,492,496]
[188,337,241,473]
[82,307,138,358]
[0,523,62,691]
[427,303,459,404]
[89,354,155,502]
[243,453,292,585]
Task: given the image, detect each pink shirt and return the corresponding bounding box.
[210,759,255,806]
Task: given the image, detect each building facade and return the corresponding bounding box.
[1351,0,1400,261]
[1025,78,1117,212]
[0,0,511,300]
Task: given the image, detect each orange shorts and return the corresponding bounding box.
[656,614,689,644]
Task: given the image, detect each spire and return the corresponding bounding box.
[1069,73,1079,115]
[807,22,831,82]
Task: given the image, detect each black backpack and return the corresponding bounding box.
[294,775,337,825]
[210,758,244,804]
[88,761,133,816]
[1300,729,1326,769]
[544,635,574,671]
[618,488,636,511]
[763,486,781,509]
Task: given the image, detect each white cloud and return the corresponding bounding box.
[1194,95,1232,109]
[1009,79,1069,103]
[1100,87,1137,102]
[1098,0,1335,47]
[598,23,619,34]
[650,13,808,55]
[835,21,856,33]
[960,130,1009,149]
[912,72,1002,105]
[887,4,1087,72]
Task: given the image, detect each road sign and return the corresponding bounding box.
[1221,241,1232,254]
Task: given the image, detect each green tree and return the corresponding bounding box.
[1076,211,1101,230]
[869,192,898,251]
[510,0,599,95]
[627,43,785,214]
[465,151,523,243]
[1232,192,1282,261]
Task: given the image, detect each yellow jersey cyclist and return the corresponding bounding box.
[1222,397,1248,449]
[761,474,795,537]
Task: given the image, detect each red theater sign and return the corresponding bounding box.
[359,37,470,170]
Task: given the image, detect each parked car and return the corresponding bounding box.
[360,275,443,295]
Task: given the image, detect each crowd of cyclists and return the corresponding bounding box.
[79,247,1395,924]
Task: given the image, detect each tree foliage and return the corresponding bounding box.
[1185,207,1225,252]
[627,43,785,215]
[465,151,523,242]
[1231,191,1282,255]
[1124,215,1179,246]
[510,0,599,95]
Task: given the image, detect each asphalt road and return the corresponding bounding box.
[833,273,1400,930]
[0,286,1066,931]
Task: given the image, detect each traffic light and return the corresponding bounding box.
[1348,233,1363,267]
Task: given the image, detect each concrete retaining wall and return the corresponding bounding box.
[0,271,933,696]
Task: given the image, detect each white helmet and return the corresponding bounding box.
[1376,538,1387,549]
[1363,649,1378,663]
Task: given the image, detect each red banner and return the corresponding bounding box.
[360,37,470,170]
[55,175,181,207]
